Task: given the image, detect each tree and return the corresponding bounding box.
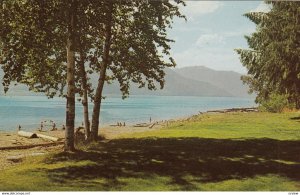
[65,0,77,151]
[88,0,185,140]
[0,0,82,151]
[0,0,185,144]
[236,1,300,108]
[77,51,91,140]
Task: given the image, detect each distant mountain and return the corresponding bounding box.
[174,66,250,97]
[0,66,251,97]
[102,68,232,97]
[0,83,42,96]
[0,70,43,96]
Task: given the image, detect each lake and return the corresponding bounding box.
[0,95,256,131]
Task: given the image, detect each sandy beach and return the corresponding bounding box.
[0,122,165,170]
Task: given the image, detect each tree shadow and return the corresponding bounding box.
[290,116,300,122]
[43,137,300,190]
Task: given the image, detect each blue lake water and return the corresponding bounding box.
[0,95,256,131]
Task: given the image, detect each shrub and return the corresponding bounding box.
[259,94,294,113]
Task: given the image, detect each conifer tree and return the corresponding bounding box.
[236,1,300,108]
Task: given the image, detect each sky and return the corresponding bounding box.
[168,1,271,74]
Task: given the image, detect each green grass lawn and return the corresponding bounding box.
[0,112,300,191]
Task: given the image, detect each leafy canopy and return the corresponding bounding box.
[0,0,185,99]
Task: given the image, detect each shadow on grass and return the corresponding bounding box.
[43,137,300,190]
[290,116,300,121]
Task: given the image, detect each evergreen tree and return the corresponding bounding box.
[236,1,300,108]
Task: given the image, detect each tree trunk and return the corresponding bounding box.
[65,0,77,151]
[295,95,300,109]
[79,52,90,140]
[90,1,113,141]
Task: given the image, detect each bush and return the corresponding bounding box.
[259,94,294,113]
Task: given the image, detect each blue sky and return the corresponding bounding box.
[168,1,270,73]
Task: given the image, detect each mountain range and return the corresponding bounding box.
[175,66,250,97]
[0,66,251,97]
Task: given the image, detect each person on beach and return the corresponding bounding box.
[51,122,56,131]
[18,125,21,131]
[62,124,65,130]
[40,122,43,131]
[150,117,152,123]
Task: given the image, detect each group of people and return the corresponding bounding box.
[117,122,126,127]
[40,120,57,131]
[17,121,59,131]
[16,119,70,132]
[18,118,155,131]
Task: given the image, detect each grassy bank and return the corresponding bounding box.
[120,112,300,140]
[0,112,300,191]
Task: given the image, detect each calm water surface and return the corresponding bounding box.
[0,95,256,131]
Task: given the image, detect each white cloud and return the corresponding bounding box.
[180,1,223,20]
[223,27,256,38]
[251,2,271,13]
[196,34,224,47]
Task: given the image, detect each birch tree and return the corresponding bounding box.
[0,0,185,144]
[89,0,185,140]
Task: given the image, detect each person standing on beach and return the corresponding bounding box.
[40,122,43,131]
[52,123,56,131]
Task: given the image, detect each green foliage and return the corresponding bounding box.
[236,1,300,109]
[0,0,185,142]
[0,0,68,97]
[259,93,293,113]
[95,0,185,97]
[0,0,184,98]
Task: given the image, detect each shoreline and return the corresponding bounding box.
[0,106,259,146]
[0,107,259,170]
[0,106,258,133]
